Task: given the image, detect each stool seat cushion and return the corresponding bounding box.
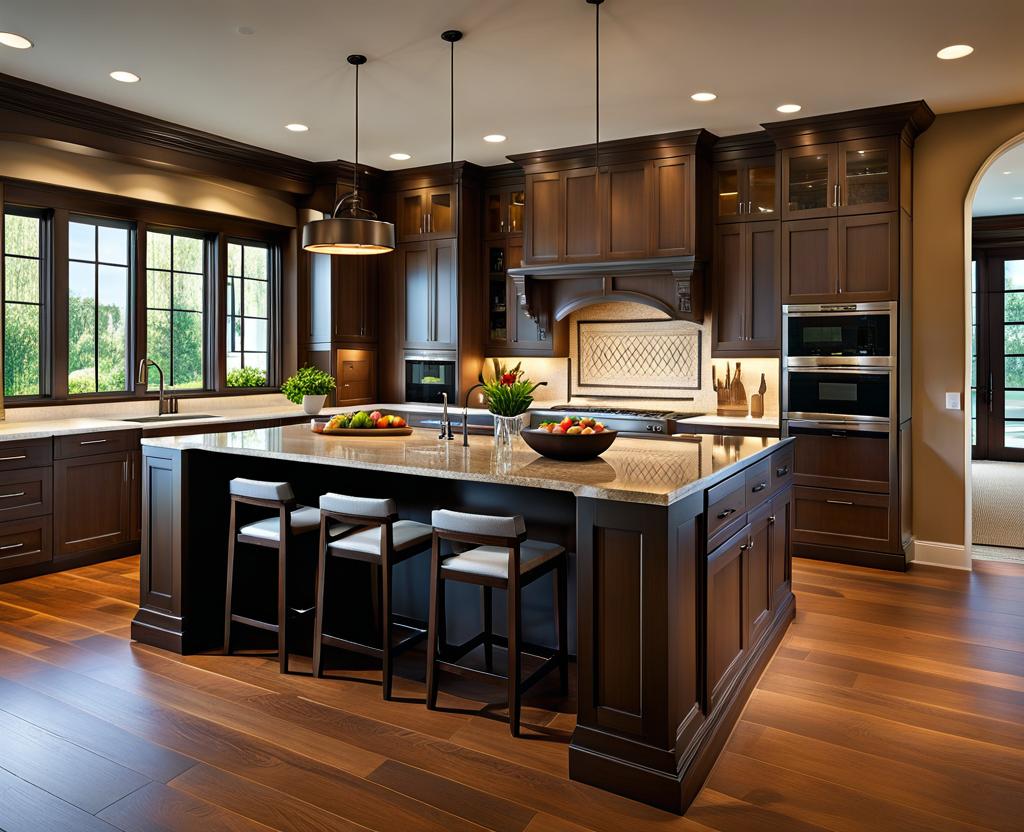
[328,520,433,557]
[431,509,525,538]
[239,505,320,541]
[441,539,564,580]
[230,478,295,502]
[320,493,396,519]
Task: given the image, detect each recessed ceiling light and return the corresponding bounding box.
[1003,170,1013,175]
[285,123,309,132]
[0,32,32,49]
[937,44,974,60]
[389,152,411,161]
[691,92,716,102]
[483,134,507,143]
[777,103,801,114]
[109,70,140,83]
[1014,196,1024,201]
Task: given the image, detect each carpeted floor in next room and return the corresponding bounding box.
[972,460,1024,563]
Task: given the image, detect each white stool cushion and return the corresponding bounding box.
[230,478,295,502]
[441,539,563,580]
[320,493,396,519]
[431,509,525,538]
[239,505,320,541]
[328,519,433,557]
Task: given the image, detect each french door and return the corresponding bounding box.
[973,248,1024,461]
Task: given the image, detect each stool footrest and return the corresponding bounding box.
[320,622,428,660]
[230,613,279,634]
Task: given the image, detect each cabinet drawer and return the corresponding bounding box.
[792,430,889,493]
[744,457,772,510]
[0,439,52,471]
[0,467,52,521]
[707,472,746,542]
[339,359,370,382]
[771,444,794,492]
[338,381,372,400]
[792,486,893,552]
[55,430,139,460]
[0,516,52,572]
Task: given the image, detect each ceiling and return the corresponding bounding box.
[974,142,1024,216]
[2,0,1023,171]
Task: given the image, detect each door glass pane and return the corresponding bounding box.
[747,163,776,216]
[509,190,525,233]
[1006,322,1024,354]
[428,191,453,235]
[1006,356,1024,389]
[717,168,739,217]
[3,213,44,398]
[485,192,502,235]
[845,145,891,206]
[1004,259,1024,290]
[1005,290,1024,324]
[146,230,206,389]
[787,153,829,212]
[1007,389,1024,448]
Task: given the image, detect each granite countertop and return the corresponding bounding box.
[142,423,787,506]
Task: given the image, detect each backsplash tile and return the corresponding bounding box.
[576,321,701,392]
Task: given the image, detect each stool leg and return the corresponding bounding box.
[556,557,568,695]
[425,536,442,710]
[507,574,522,737]
[277,532,288,674]
[312,520,328,678]
[381,560,393,700]
[482,586,493,672]
[223,500,237,655]
[369,564,381,644]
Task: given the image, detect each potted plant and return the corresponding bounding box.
[281,366,336,415]
[479,360,546,448]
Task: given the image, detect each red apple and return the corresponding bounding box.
[559,417,574,431]
[593,422,605,433]
[369,410,383,422]
[579,417,595,428]
[392,416,406,428]
[376,417,392,429]
[551,425,564,434]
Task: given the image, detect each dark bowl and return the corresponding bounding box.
[521,428,618,460]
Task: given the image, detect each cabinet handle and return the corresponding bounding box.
[426,213,432,233]
[830,432,847,438]
[833,184,839,208]
[0,491,25,499]
[739,542,749,551]
[716,507,737,520]
[0,455,27,462]
[775,465,789,477]
[80,439,108,445]
[826,499,854,506]
[0,542,23,551]
[747,201,752,214]
[751,482,768,493]
[768,515,776,524]
[747,538,755,550]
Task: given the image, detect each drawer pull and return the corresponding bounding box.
[0,491,26,499]
[826,499,854,506]
[751,482,768,493]
[0,455,27,462]
[716,507,737,520]
[776,465,789,477]
[768,515,776,524]
[80,439,108,445]
[0,542,23,551]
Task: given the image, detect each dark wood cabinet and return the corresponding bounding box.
[484,184,525,238]
[397,185,458,242]
[706,523,749,711]
[769,489,792,611]
[54,449,130,559]
[781,217,838,301]
[333,256,377,342]
[603,161,650,259]
[650,156,694,257]
[792,485,895,553]
[563,167,601,262]
[713,222,780,355]
[745,504,773,649]
[398,238,457,350]
[484,238,561,356]
[715,156,777,223]
[130,448,142,541]
[782,138,899,220]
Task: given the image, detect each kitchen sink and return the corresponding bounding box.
[123,414,221,423]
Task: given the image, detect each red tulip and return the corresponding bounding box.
[501,372,517,386]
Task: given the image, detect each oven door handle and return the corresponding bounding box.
[786,366,892,374]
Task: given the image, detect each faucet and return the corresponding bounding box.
[438,391,454,440]
[137,358,171,415]
[461,383,485,447]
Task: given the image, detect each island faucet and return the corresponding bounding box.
[461,383,485,447]
[137,358,171,415]
[438,391,454,440]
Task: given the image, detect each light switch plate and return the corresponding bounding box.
[945,392,962,410]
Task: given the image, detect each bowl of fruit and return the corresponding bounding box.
[313,410,411,436]
[521,416,617,460]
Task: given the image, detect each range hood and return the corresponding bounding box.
[507,256,704,329]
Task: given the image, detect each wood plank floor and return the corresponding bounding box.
[0,556,1022,831]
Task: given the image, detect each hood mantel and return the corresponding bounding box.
[507,256,703,324]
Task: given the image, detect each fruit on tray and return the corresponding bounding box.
[324,411,408,431]
[537,416,607,436]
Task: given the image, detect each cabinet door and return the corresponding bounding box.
[485,242,509,347]
[397,189,427,242]
[400,242,432,347]
[782,218,838,303]
[745,506,772,649]
[769,489,792,612]
[603,161,650,259]
[507,187,525,235]
[54,451,129,558]
[706,524,749,711]
[747,222,781,351]
[563,168,600,262]
[746,156,779,221]
[651,157,693,256]
[425,186,457,238]
[334,257,375,341]
[430,238,458,348]
[714,161,743,223]
[524,172,561,264]
[838,212,898,301]
[484,189,505,238]
[130,448,142,541]
[712,225,747,353]
[782,144,837,220]
[838,136,899,215]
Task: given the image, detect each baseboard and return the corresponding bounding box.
[910,539,970,570]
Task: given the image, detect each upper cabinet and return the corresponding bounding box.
[713,222,780,355]
[484,184,526,238]
[398,238,458,350]
[333,256,378,343]
[397,185,458,242]
[715,156,778,223]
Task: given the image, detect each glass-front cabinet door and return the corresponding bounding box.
[714,163,741,222]
[838,137,899,215]
[507,189,525,234]
[486,243,508,345]
[426,187,455,237]
[746,157,777,219]
[782,144,836,220]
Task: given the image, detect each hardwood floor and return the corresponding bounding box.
[0,556,1022,831]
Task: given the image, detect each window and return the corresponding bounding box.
[226,240,270,386]
[146,230,207,390]
[3,211,45,398]
[68,217,132,394]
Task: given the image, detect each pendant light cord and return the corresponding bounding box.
[594,0,599,168]
[450,35,455,170]
[353,60,360,204]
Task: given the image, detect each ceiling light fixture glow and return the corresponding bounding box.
[937,44,973,60]
[389,152,411,161]
[776,103,801,114]
[1014,196,1024,201]
[285,123,309,132]
[1003,170,1013,175]
[691,92,716,102]
[483,134,507,143]
[110,70,140,83]
[0,32,32,49]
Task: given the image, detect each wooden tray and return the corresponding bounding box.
[317,426,413,437]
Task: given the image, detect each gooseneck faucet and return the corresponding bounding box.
[438,392,454,440]
[137,358,170,415]
[461,383,485,447]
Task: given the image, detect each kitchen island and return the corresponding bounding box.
[132,424,795,813]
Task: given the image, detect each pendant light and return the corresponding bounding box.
[301,54,395,255]
[587,0,603,168]
[441,29,462,170]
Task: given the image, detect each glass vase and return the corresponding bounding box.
[492,413,524,450]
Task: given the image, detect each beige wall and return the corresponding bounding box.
[913,102,1024,559]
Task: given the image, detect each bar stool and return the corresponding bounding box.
[426,509,568,736]
[313,494,433,699]
[223,478,321,673]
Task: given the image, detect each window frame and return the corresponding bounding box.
[1,181,286,407]
[2,205,51,401]
[224,236,279,389]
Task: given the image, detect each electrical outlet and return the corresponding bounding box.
[945,392,962,410]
